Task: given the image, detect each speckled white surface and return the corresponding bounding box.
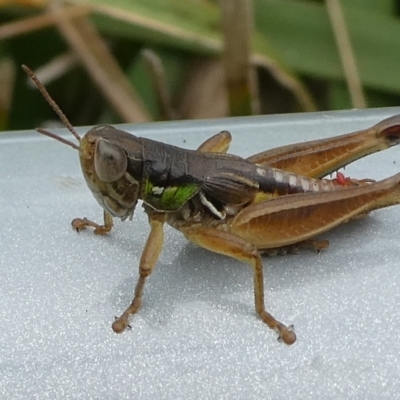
[1,108,400,399]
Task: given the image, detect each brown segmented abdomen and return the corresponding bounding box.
[256,166,337,196]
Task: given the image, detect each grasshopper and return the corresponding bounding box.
[23,65,400,345]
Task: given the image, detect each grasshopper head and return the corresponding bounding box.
[22,65,143,221]
[79,126,143,221]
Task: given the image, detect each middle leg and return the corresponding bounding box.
[180,225,296,345]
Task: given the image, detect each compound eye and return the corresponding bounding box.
[94,138,128,182]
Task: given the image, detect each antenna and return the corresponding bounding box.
[22,64,82,150]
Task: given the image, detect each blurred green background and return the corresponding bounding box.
[1,0,400,131]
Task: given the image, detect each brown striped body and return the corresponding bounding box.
[255,166,338,199]
[24,63,400,345]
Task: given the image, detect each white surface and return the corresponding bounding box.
[1,108,400,399]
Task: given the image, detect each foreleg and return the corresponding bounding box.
[71,210,114,235]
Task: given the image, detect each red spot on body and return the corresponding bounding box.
[335,171,349,186]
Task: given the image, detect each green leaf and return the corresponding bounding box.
[253,0,400,95]
[87,0,316,110]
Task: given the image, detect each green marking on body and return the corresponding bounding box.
[144,179,200,211]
